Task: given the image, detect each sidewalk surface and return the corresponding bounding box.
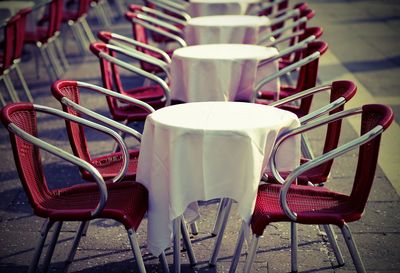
[0,0,399,272]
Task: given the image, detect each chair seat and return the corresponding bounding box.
[141,49,174,74]
[251,183,360,236]
[81,149,140,182]
[40,181,148,230]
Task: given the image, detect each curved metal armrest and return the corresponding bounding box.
[269,8,300,26]
[141,6,188,25]
[105,43,170,76]
[259,35,315,66]
[99,49,171,106]
[269,107,385,221]
[108,32,171,64]
[131,17,188,48]
[259,16,308,44]
[148,0,188,12]
[253,51,321,102]
[264,30,305,47]
[270,83,349,124]
[8,105,132,217]
[136,12,183,35]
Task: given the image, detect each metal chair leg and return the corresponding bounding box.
[80,16,96,43]
[180,220,197,266]
[0,86,6,106]
[190,222,198,235]
[28,219,54,273]
[38,44,57,82]
[173,216,181,273]
[209,198,233,266]
[42,221,63,273]
[228,221,246,273]
[47,41,64,78]
[158,252,170,273]
[14,63,33,102]
[291,222,298,273]
[70,22,87,54]
[323,224,345,266]
[341,223,366,273]
[127,228,147,273]
[3,74,20,102]
[54,36,70,71]
[243,235,260,273]
[64,221,87,273]
[211,198,228,236]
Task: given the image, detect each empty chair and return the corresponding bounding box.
[230,104,394,273]
[51,80,154,182]
[209,80,357,267]
[0,102,160,273]
[89,42,171,124]
[24,0,67,81]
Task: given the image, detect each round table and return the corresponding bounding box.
[170,44,280,102]
[184,15,270,45]
[137,101,301,256]
[187,0,261,17]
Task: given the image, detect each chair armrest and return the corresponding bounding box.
[259,16,309,44]
[136,13,184,35]
[105,32,172,64]
[141,6,188,25]
[131,16,188,47]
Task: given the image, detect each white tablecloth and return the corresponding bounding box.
[171,44,279,102]
[184,15,270,45]
[187,0,261,17]
[136,101,301,256]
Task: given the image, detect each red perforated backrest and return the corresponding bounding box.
[0,103,52,215]
[13,8,31,61]
[349,104,393,212]
[51,81,92,166]
[1,13,18,73]
[295,41,328,116]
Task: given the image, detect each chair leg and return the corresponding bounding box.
[42,221,63,273]
[189,222,198,235]
[323,224,345,266]
[243,235,260,273]
[47,41,64,78]
[291,222,298,273]
[64,221,87,273]
[80,16,96,44]
[38,44,57,82]
[127,228,147,273]
[209,198,233,266]
[13,63,33,103]
[180,220,197,266]
[0,86,6,106]
[173,216,181,273]
[158,252,170,273]
[228,221,247,273]
[70,22,87,54]
[3,74,20,102]
[340,223,366,273]
[211,198,228,236]
[54,36,70,71]
[28,219,54,273]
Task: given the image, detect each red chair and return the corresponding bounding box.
[24,0,67,81]
[255,41,329,118]
[89,41,171,123]
[0,102,157,273]
[209,80,357,267]
[230,104,394,273]
[51,80,154,182]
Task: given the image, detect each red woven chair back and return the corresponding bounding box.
[294,41,328,116]
[89,42,123,120]
[0,103,52,215]
[13,8,31,61]
[51,81,91,166]
[350,104,393,211]
[1,13,19,73]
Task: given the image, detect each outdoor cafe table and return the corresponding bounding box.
[170,44,280,102]
[187,0,261,17]
[184,15,271,45]
[136,101,301,266]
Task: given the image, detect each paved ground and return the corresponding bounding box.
[0,0,399,273]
